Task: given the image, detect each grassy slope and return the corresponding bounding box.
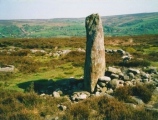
[0,12,158,38]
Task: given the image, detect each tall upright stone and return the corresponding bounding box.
[84,13,105,93]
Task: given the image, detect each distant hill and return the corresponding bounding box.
[0,12,158,38]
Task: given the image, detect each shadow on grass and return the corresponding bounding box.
[17,78,84,95]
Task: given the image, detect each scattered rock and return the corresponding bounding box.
[128,68,140,74]
[98,81,106,87]
[131,96,144,105]
[111,73,119,79]
[128,72,135,79]
[123,75,130,81]
[57,104,67,111]
[52,91,60,98]
[117,49,126,55]
[0,65,15,72]
[98,76,111,82]
[107,67,122,75]
[71,91,90,101]
[109,79,124,89]
[125,103,137,109]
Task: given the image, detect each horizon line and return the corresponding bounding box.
[0,11,158,20]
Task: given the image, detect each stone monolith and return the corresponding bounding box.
[84,13,105,93]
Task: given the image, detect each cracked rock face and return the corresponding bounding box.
[84,14,105,93]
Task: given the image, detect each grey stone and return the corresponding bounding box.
[107,67,122,75]
[98,76,111,82]
[128,68,140,74]
[95,92,100,96]
[131,96,144,105]
[45,115,59,120]
[142,79,149,83]
[0,65,15,72]
[84,13,105,93]
[111,73,119,79]
[98,81,106,87]
[96,84,101,89]
[122,55,131,63]
[71,91,90,101]
[125,103,137,109]
[78,94,87,100]
[128,72,135,79]
[123,75,130,81]
[52,91,60,98]
[141,72,150,79]
[117,49,125,55]
[109,79,124,89]
[40,93,46,97]
[58,104,67,111]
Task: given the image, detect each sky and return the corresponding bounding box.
[0,0,158,20]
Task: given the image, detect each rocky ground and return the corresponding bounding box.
[32,49,158,118]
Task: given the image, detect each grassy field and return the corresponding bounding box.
[0,12,158,38]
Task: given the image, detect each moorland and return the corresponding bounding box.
[0,34,158,119]
[0,12,158,120]
[0,12,158,38]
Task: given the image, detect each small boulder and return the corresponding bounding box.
[109,79,124,89]
[111,73,119,79]
[131,96,144,105]
[52,91,60,98]
[123,75,130,81]
[128,68,140,74]
[98,76,111,82]
[71,91,90,101]
[117,49,125,55]
[128,72,135,79]
[107,67,122,75]
[58,104,67,111]
[98,81,106,87]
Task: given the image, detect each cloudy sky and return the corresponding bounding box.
[0,0,158,19]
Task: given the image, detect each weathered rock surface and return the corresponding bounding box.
[84,13,105,93]
[0,65,15,72]
[107,67,122,75]
[98,76,111,82]
[52,91,60,98]
[71,91,90,101]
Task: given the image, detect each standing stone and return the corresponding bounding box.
[84,13,105,93]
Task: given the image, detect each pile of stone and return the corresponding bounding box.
[53,48,85,58]
[53,50,71,57]
[95,66,158,95]
[105,48,132,62]
[71,91,90,101]
[30,49,46,53]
